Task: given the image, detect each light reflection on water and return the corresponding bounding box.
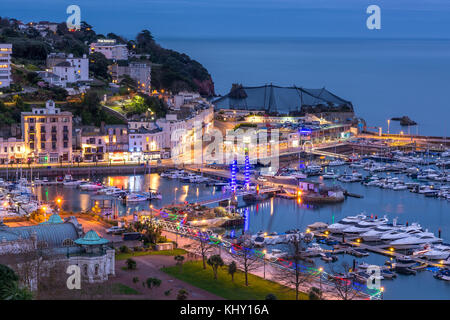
[32,172,450,299]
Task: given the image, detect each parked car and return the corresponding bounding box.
[106,226,126,235]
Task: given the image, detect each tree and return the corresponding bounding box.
[174,255,185,273]
[327,262,360,300]
[126,258,137,270]
[228,261,237,283]
[207,255,224,280]
[146,277,161,289]
[89,52,110,80]
[1,281,33,300]
[233,240,261,287]
[271,235,313,300]
[265,293,277,300]
[193,233,215,270]
[0,264,19,299]
[131,219,162,245]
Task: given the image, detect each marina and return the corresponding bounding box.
[1,147,448,299]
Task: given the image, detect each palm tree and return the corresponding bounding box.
[0,281,33,300]
[207,255,224,280]
[228,261,237,283]
[174,255,185,273]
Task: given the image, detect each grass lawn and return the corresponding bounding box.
[116,248,187,260]
[111,283,141,295]
[161,260,308,300]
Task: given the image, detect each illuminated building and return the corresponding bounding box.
[21,100,73,163]
[0,44,12,88]
[90,39,128,60]
[109,61,151,93]
[46,53,89,84]
[0,138,25,164]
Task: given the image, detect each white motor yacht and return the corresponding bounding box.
[422,244,450,260]
[327,214,367,234]
[328,160,346,166]
[322,170,339,179]
[390,232,443,249]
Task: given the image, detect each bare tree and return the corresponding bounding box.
[192,232,215,269]
[271,235,314,300]
[232,240,261,286]
[326,262,361,300]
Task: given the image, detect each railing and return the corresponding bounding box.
[144,212,382,300]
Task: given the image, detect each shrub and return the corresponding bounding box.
[265,293,277,300]
[119,245,130,253]
[177,289,189,300]
[126,258,137,270]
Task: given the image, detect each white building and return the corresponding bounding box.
[90,39,128,60]
[0,44,12,88]
[0,137,26,164]
[46,53,89,85]
[156,102,214,158]
[128,127,164,161]
[170,91,201,109]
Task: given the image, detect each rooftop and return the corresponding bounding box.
[213,84,353,114]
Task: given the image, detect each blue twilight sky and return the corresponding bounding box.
[1,0,450,40]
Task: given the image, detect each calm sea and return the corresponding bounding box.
[159,37,450,137]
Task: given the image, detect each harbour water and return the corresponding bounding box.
[33,169,450,300]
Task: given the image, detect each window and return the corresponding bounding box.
[83,264,88,276]
[62,239,74,247]
[10,147,13,152]
[52,142,56,150]
[95,264,99,276]
[41,142,45,149]
[63,141,68,148]
[37,241,48,249]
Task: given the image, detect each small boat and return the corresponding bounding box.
[79,182,103,191]
[396,266,418,275]
[434,269,450,281]
[125,193,148,203]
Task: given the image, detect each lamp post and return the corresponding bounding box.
[318,267,323,298]
[263,249,267,279]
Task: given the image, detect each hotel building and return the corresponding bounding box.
[21,100,73,163]
[0,44,12,88]
[90,39,128,60]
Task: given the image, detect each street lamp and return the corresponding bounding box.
[263,249,267,279]
[318,267,323,298]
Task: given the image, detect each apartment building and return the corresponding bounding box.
[21,100,73,163]
[0,44,12,88]
[109,61,151,93]
[90,39,128,60]
[80,131,108,162]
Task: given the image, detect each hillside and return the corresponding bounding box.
[0,17,215,96]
